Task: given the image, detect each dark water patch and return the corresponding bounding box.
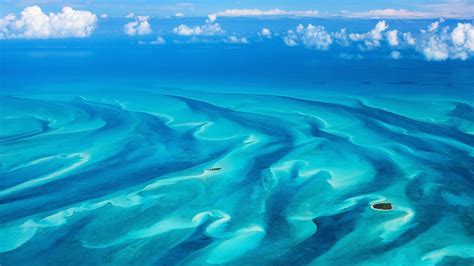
[272,94,474,147]
[157,218,220,265]
[439,257,474,266]
[449,102,474,122]
[271,202,367,265]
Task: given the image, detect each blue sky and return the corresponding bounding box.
[1,0,473,18]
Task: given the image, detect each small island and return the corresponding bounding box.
[372,203,393,211]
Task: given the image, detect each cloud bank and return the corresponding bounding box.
[345,9,432,19]
[0,5,97,39]
[217,9,319,17]
[283,19,474,61]
[2,6,472,62]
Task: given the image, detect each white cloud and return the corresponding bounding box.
[100,13,108,19]
[428,20,441,32]
[449,23,474,59]
[390,51,402,59]
[451,23,474,48]
[387,30,399,46]
[226,35,249,44]
[151,36,166,45]
[260,27,272,38]
[0,5,97,39]
[421,0,474,19]
[419,20,450,61]
[124,16,152,36]
[173,25,197,35]
[332,28,350,46]
[283,20,416,53]
[138,36,166,45]
[208,13,217,23]
[279,19,473,61]
[283,24,332,50]
[125,13,135,19]
[173,14,223,36]
[349,21,388,49]
[421,35,450,61]
[175,12,184,18]
[283,30,298,47]
[217,9,319,17]
[339,53,364,60]
[345,9,432,19]
[418,21,474,61]
[403,32,416,46]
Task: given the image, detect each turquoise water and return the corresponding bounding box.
[1,18,474,265]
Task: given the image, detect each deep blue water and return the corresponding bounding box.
[0,18,474,265]
[2,18,473,97]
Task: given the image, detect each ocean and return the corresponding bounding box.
[1,17,473,265]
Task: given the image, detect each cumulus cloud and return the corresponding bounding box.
[217,8,319,17]
[175,12,184,18]
[427,20,441,32]
[151,36,166,45]
[280,19,473,61]
[418,21,474,61]
[284,24,332,50]
[124,16,152,36]
[100,13,108,19]
[260,27,272,38]
[173,14,223,36]
[125,13,135,18]
[283,20,404,56]
[332,28,351,46]
[283,32,298,47]
[208,13,217,23]
[391,51,402,59]
[387,30,399,46]
[226,35,249,44]
[349,21,388,49]
[451,23,474,49]
[420,35,450,61]
[332,21,413,49]
[403,32,416,46]
[0,5,97,39]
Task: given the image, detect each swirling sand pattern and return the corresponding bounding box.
[0,89,473,265]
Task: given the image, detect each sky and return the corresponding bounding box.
[0,0,473,18]
[0,0,473,63]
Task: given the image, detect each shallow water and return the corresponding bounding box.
[1,16,474,265]
[1,86,473,265]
